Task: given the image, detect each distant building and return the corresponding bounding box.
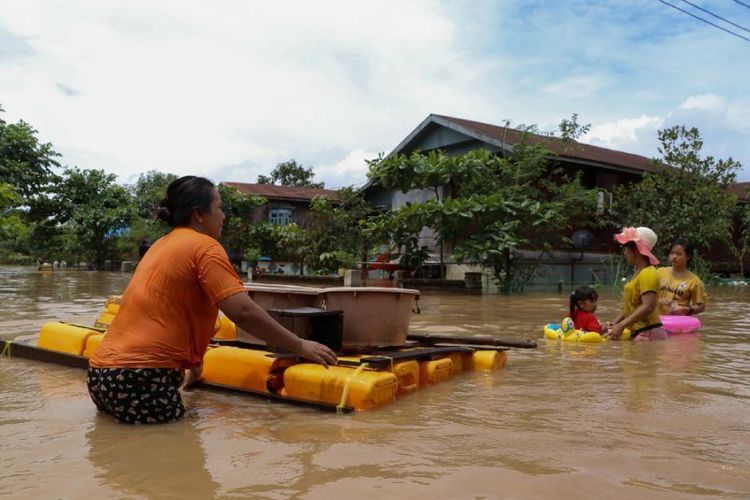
[221,182,339,228]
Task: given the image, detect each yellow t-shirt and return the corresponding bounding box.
[657,267,708,314]
[622,265,662,332]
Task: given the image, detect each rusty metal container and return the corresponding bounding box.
[244,284,322,310]
[319,287,420,349]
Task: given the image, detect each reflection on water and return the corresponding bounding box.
[86,414,219,499]
[0,266,131,340]
[1,265,749,498]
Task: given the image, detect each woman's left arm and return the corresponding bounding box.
[671,277,708,315]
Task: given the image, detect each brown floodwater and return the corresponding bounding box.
[1,265,749,499]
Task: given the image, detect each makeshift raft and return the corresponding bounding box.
[1,294,535,412]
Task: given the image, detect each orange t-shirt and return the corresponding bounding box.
[90,227,246,369]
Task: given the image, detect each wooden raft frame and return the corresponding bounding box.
[0,339,354,413]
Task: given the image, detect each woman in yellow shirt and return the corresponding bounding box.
[609,226,668,341]
[657,239,707,316]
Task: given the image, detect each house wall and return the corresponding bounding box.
[407,126,483,151]
[445,250,622,292]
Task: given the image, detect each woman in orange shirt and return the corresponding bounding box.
[88,176,337,424]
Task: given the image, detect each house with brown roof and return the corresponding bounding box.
[366,114,657,218]
[364,114,750,285]
[222,182,339,228]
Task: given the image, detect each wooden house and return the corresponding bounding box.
[222,182,339,229]
[364,114,750,283]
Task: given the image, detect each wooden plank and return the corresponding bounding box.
[272,345,480,370]
[407,332,537,349]
[0,340,89,368]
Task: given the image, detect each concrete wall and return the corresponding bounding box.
[445,250,622,292]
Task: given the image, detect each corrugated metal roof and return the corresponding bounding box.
[430,114,658,173]
[222,182,340,202]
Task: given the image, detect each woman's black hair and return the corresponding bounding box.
[670,238,694,260]
[155,176,215,227]
[570,286,598,317]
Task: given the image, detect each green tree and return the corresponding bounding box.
[557,113,591,142]
[56,167,136,268]
[611,126,740,254]
[366,137,596,291]
[728,191,750,277]
[130,171,179,218]
[217,184,267,265]
[272,223,310,275]
[125,171,179,255]
[0,105,61,199]
[0,183,27,259]
[307,187,372,273]
[367,149,476,277]
[257,159,324,188]
[0,105,62,262]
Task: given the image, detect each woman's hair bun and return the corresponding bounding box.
[155,205,172,223]
[158,176,215,228]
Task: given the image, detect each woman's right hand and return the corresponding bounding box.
[183,363,203,390]
[296,339,338,368]
[609,322,625,340]
[669,304,690,315]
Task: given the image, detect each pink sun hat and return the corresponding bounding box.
[614,226,659,265]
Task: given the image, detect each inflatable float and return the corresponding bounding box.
[543,318,616,343]
[544,315,701,342]
[660,315,701,334]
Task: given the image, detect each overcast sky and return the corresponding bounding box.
[1,0,748,188]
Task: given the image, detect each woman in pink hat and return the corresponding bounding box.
[609,226,668,341]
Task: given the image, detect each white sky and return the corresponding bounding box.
[1,0,749,188]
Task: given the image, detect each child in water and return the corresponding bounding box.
[569,286,603,333]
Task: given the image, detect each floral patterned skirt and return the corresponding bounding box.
[87,367,185,424]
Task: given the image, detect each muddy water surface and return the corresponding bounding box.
[1,266,749,499]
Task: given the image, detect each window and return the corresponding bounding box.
[269,208,293,226]
[596,190,614,215]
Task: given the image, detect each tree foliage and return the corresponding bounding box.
[217,184,267,265]
[124,171,179,251]
[271,223,310,274]
[729,191,750,276]
[0,182,25,243]
[0,105,61,199]
[257,159,324,188]
[610,126,740,254]
[366,136,596,292]
[55,167,136,268]
[307,188,372,272]
[0,104,62,262]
